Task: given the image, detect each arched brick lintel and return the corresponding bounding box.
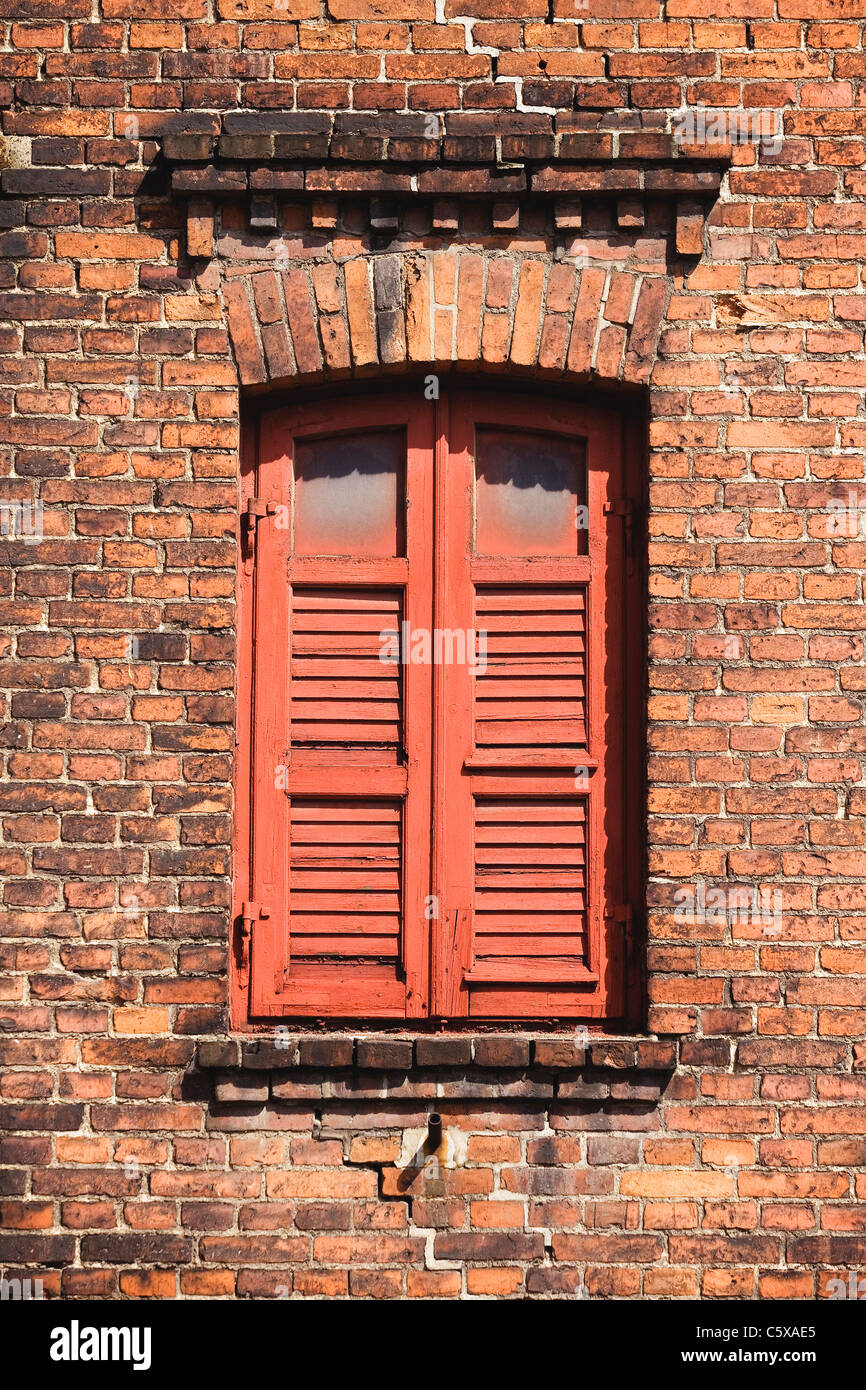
[221,251,670,394]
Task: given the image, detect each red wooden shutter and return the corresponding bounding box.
[237,388,640,1025]
[244,397,434,1018]
[431,391,638,1020]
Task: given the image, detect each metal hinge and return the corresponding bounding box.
[244,497,278,532]
[241,499,280,566]
[605,903,634,969]
[606,904,633,925]
[239,899,269,986]
[603,498,638,571]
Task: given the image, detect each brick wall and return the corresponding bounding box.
[2,0,866,1300]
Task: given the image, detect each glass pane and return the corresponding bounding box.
[293,429,404,557]
[475,428,585,557]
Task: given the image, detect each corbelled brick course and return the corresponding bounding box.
[2,0,866,1301]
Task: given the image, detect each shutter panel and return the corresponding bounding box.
[433,392,634,1020]
[245,399,434,1019]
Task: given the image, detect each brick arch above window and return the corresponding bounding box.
[162,110,729,391]
[220,246,672,393]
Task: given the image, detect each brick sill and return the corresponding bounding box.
[195,1034,678,1095]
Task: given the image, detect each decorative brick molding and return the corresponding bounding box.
[161,110,728,202]
[219,235,671,391]
[199,1035,679,1075]
[161,112,727,394]
[199,1036,679,1114]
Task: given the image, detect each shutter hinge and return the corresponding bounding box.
[239,899,269,986]
[241,498,280,564]
[244,497,279,532]
[606,904,633,925]
[603,498,638,571]
[605,903,634,970]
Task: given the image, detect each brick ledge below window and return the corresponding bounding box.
[195,1039,678,1089]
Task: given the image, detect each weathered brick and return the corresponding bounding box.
[1,9,862,1310]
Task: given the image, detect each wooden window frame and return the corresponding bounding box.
[234,385,644,1030]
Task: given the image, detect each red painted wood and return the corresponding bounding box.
[236,388,641,1025]
[430,391,635,1021]
[239,396,434,1019]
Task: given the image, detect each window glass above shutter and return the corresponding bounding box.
[475,428,585,558]
[293,430,405,558]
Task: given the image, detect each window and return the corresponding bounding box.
[236,389,642,1024]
